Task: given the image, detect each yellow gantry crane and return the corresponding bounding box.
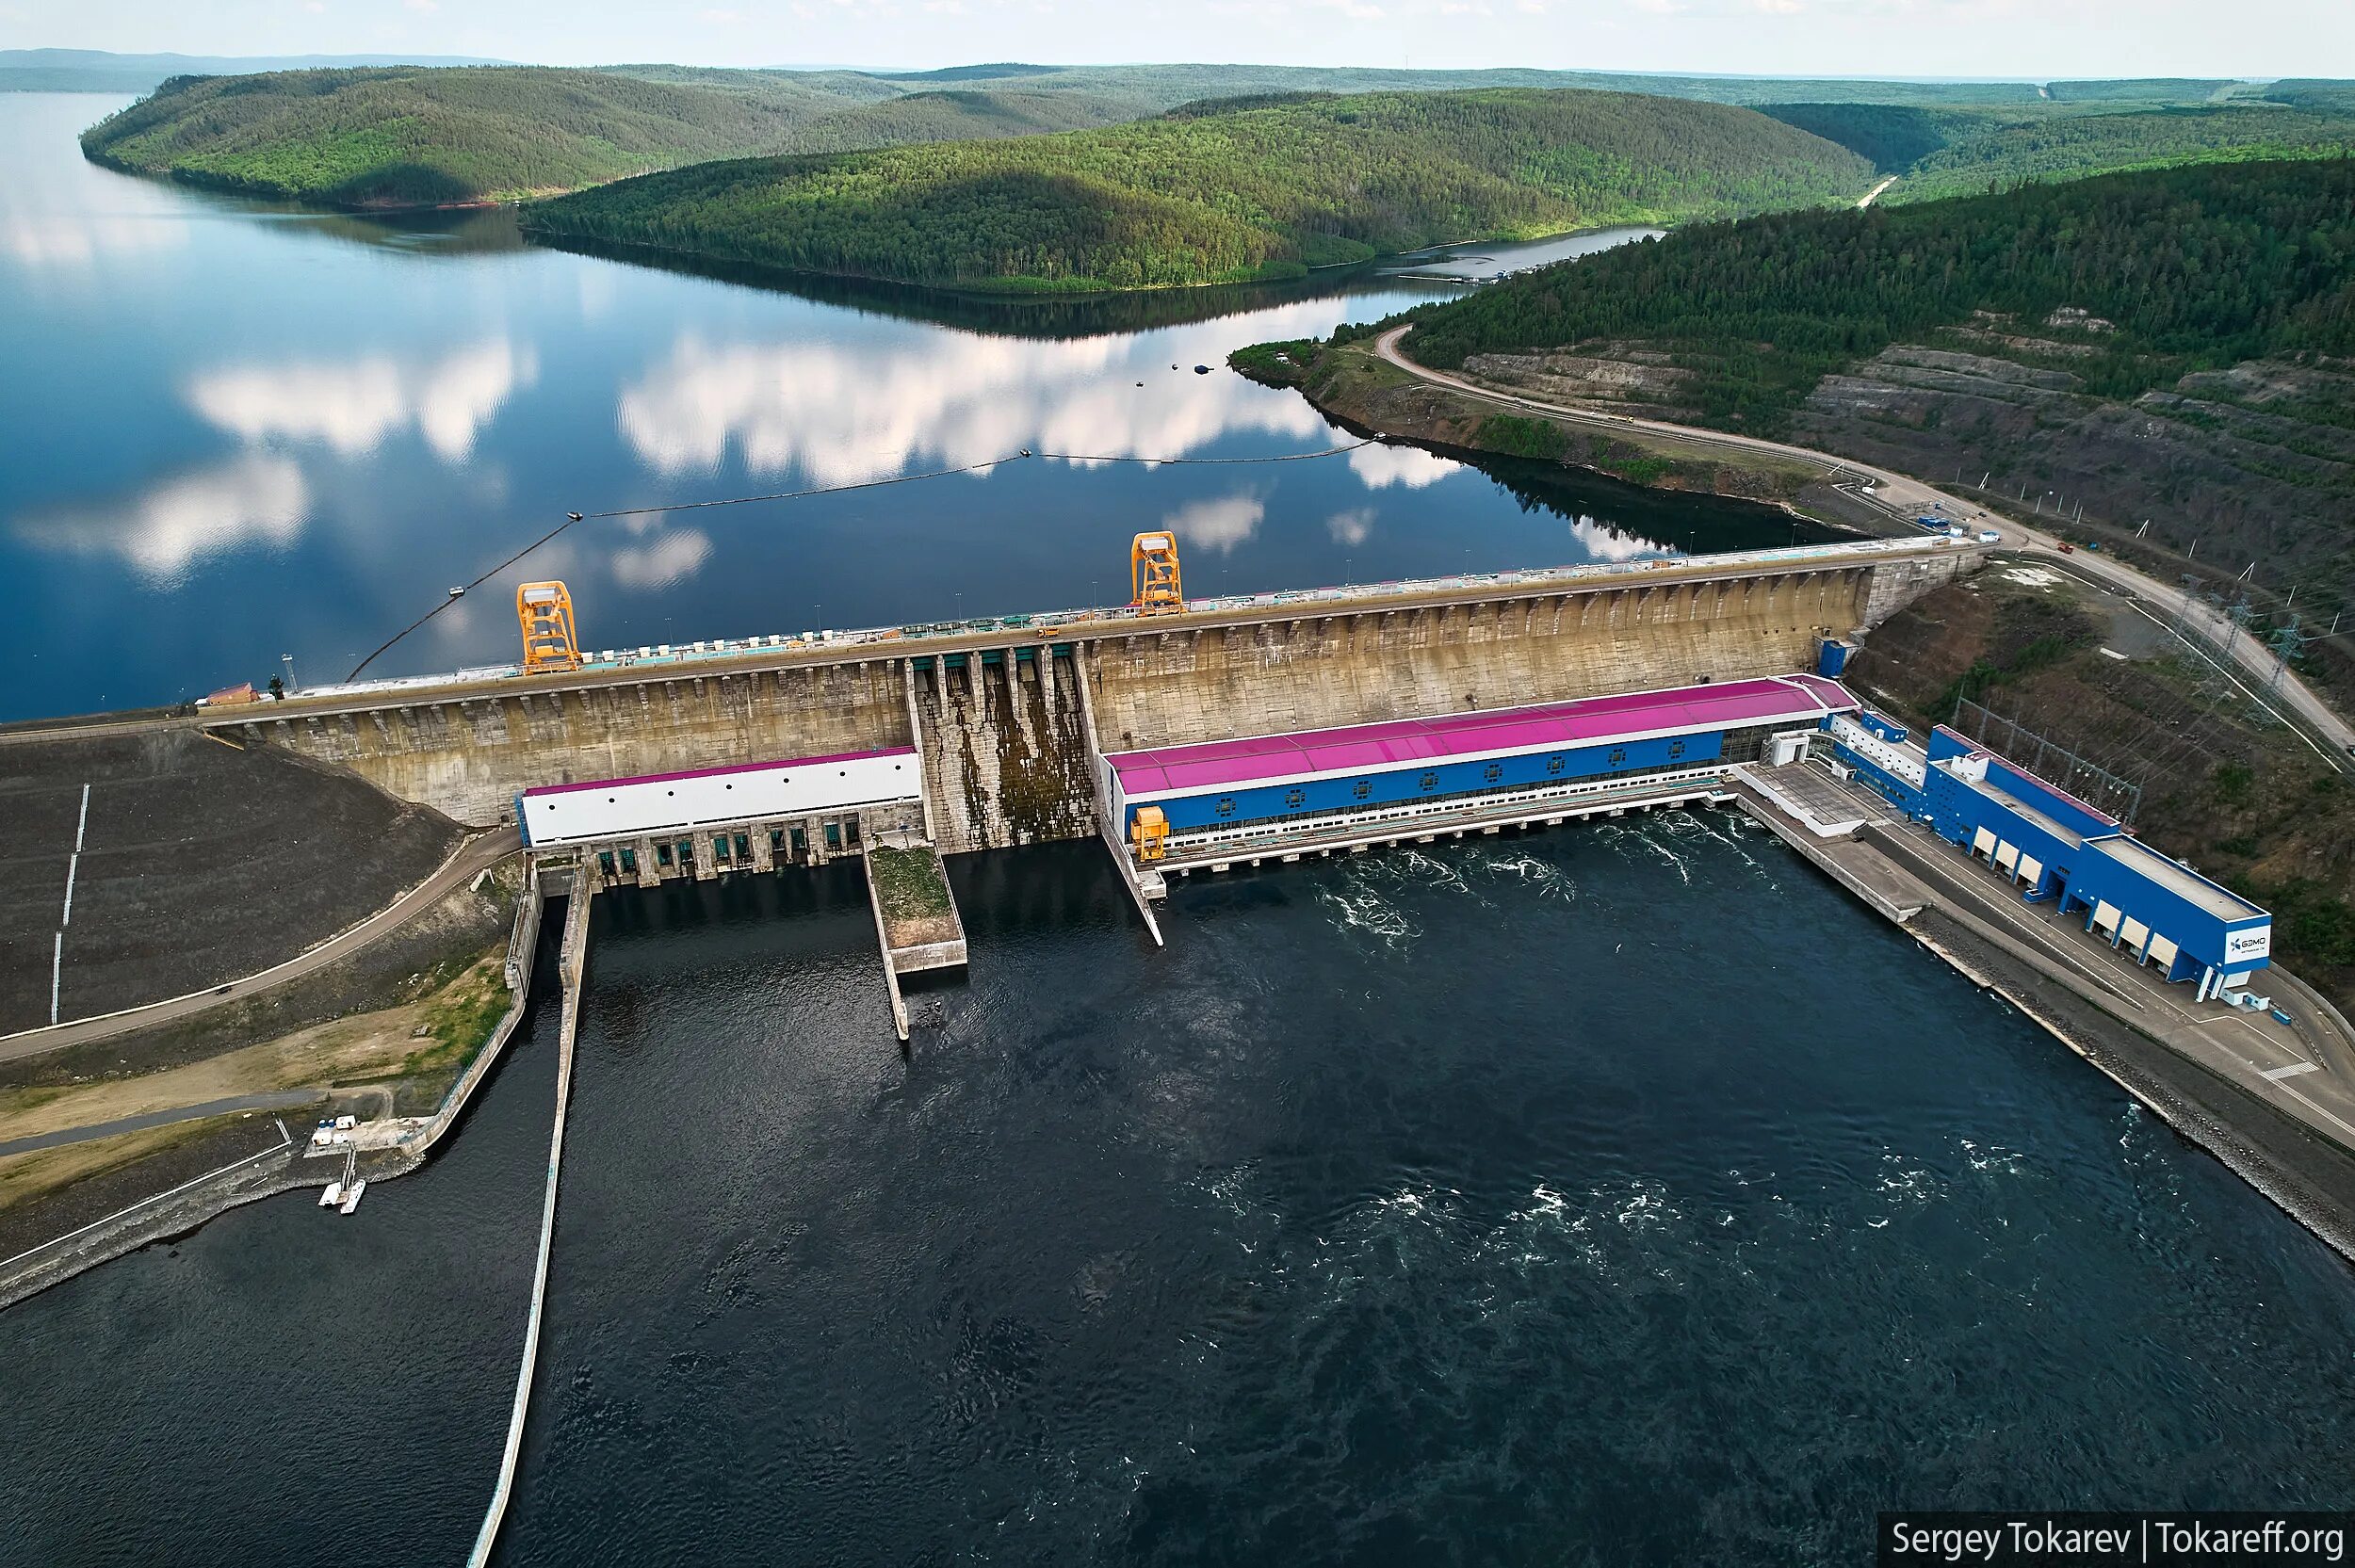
[1130,531,1184,616]
[516,581,582,674]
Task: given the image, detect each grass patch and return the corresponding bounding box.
[1228,339,1318,387]
[396,954,512,1086]
[871,846,954,924]
[1476,412,1569,461]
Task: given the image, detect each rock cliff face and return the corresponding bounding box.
[1791,343,2355,597]
[1288,328,2354,704]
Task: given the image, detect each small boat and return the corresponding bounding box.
[318,1181,343,1207]
[339,1180,367,1215]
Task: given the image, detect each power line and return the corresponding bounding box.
[344,437,1383,681]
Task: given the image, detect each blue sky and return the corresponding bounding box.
[3,0,2346,81]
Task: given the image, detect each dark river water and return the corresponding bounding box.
[4,92,2354,1567]
[7,831,2355,1565]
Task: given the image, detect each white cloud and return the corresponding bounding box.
[1163,493,1264,555]
[1348,444,1461,491]
[15,454,308,584]
[1326,507,1374,546]
[186,339,536,461]
[610,527,715,589]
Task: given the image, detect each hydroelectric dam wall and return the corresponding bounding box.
[208,540,1977,855]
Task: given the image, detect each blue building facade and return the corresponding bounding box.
[1145,729,1727,834]
[1827,717,2272,1002]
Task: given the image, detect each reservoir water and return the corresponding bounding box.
[1,94,1811,723]
[4,92,2354,1567]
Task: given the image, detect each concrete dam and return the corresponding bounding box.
[212,538,1977,865]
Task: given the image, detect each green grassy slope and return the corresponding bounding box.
[522,88,1873,293]
[1389,158,2355,433]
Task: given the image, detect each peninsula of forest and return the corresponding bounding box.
[519,89,1875,292]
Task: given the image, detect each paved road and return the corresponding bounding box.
[0,1091,319,1158]
[1370,326,2355,765]
[0,826,522,1063]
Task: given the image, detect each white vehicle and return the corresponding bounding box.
[1976,529,2003,544]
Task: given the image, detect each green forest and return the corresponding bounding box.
[1387,158,2355,434]
[76,65,1141,206]
[78,57,2355,215]
[1762,94,2355,196]
[522,89,1873,292]
[77,66,890,204]
[72,57,2115,209]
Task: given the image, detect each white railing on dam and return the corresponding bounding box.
[259,535,1963,710]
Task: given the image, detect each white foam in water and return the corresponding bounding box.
[1959,1138,2029,1176]
[1632,829,1694,885]
[1391,847,1486,904]
[1478,849,1577,901]
[1316,883,1420,949]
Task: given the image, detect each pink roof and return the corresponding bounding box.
[1110,676,1856,798]
[521,747,917,798]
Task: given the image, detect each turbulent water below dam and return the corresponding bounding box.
[6,823,2354,1565]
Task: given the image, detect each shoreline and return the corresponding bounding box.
[0,874,546,1313]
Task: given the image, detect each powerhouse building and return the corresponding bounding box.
[1827,715,2271,1002]
[1102,673,1856,849]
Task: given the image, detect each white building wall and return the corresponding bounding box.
[521,750,922,847]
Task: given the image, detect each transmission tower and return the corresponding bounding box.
[2266,615,2311,700]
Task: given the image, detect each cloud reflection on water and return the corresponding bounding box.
[611,298,1403,486]
[14,453,308,584]
[186,339,536,461]
[1162,493,1266,555]
[1347,444,1460,490]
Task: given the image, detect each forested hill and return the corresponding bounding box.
[1760,97,2355,202]
[1391,158,2355,432]
[75,59,1985,210]
[78,67,900,205]
[76,66,1138,206]
[522,89,1873,293]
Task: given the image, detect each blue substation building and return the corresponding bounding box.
[1824,712,2273,1003]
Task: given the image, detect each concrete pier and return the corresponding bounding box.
[863,839,968,1042]
[468,863,591,1568]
